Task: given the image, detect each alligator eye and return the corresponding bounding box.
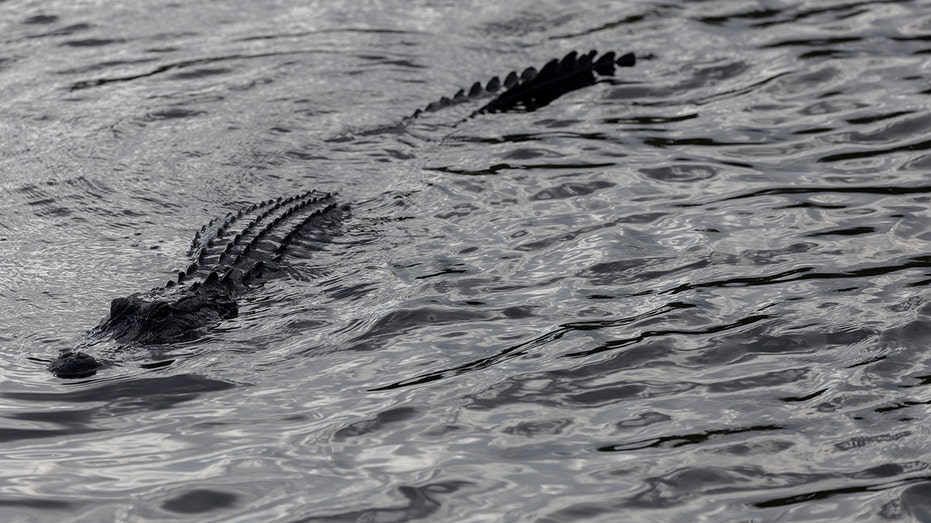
[147,302,173,323]
[173,297,199,313]
[110,297,132,319]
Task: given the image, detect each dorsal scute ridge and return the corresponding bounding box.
[576,50,595,70]
[559,50,578,69]
[188,217,220,257]
[504,71,519,90]
[182,191,334,286]
[230,193,332,266]
[245,260,265,283]
[521,66,539,81]
[474,50,635,115]
[184,191,324,269]
[273,203,339,261]
[405,49,635,121]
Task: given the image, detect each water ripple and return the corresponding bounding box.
[2,0,931,521]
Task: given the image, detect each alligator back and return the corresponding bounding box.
[180,190,340,290]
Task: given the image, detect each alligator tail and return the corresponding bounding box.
[407,50,635,120]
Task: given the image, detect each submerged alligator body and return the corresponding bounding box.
[48,50,636,378]
[49,191,343,377]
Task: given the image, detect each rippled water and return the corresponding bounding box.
[2,0,931,521]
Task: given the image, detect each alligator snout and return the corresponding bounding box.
[48,351,102,379]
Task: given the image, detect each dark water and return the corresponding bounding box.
[2,0,931,521]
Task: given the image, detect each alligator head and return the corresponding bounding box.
[48,279,238,378]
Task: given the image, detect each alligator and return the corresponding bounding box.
[47,50,636,378]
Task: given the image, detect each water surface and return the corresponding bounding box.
[1,0,931,521]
